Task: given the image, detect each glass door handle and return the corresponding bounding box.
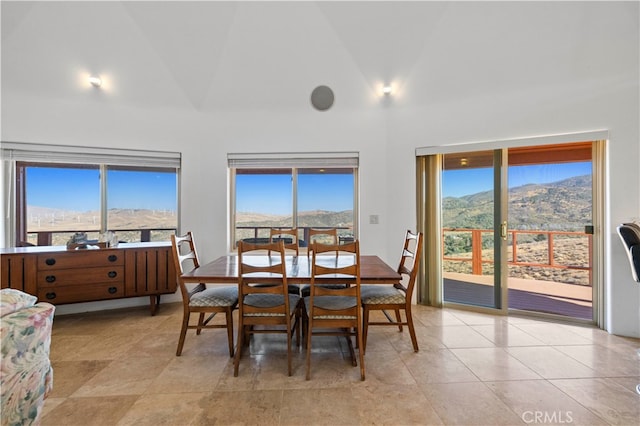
[500,221,508,240]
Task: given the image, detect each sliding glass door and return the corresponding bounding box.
[417,135,603,322]
[506,143,594,319]
[441,150,506,310]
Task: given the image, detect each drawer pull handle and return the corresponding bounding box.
[45,292,56,300]
[45,275,56,283]
[108,255,118,262]
[45,258,56,266]
[108,271,117,278]
[108,287,118,294]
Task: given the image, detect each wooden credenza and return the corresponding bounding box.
[1,242,177,315]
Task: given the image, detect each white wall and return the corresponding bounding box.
[2,1,638,336]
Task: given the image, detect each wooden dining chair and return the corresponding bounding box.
[269,228,299,256]
[302,228,342,296]
[235,240,302,377]
[307,228,338,253]
[171,232,238,357]
[267,228,301,295]
[360,230,423,353]
[304,240,364,381]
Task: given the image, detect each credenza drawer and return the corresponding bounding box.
[37,266,124,287]
[38,282,125,304]
[37,251,123,270]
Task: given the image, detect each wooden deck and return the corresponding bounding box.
[443,272,593,320]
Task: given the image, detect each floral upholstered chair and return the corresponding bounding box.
[1,288,55,426]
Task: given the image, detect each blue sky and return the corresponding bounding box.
[443,162,591,198]
[26,167,177,211]
[27,162,590,213]
[236,173,354,215]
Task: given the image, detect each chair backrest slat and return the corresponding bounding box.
[171,232,200,274]
[309,241,361,308]
[306,228,339,258]
[170,231,204,303]
[269,228,299,256]
[238,240,289,299]
[395,230,423,295]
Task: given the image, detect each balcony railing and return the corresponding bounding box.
[24,228,177,246]
[236,226,353,247]
[23,226,354,248]
[443,228,592,283]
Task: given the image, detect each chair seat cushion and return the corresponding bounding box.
[304,296,357,319]
[252,283,302,295]
[243,294,300,316]
[360,285,406,305]
[189,286,238,307]
[299,284,347,297]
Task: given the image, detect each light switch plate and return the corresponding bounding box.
[369,214,379,224]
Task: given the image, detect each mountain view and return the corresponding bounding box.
[443,175,591,231]
[237,173,592,234]
[235,210,354,243]
[442,174,592,285]
[236,210,353,229]
[26,175,590,257]
[24,207,176,245]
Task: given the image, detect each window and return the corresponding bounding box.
[229,153,358,250]
[105,166,177,243]
[2,142,180,246]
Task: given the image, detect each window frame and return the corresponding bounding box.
[228,152,359,252]
[2,142,181,247]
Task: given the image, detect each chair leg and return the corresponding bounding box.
[362,307,370,354]
[176,311,190,356]
[294,310,301,347]
[305,317,313,380]
[233,322,245,377]
[287,319,293,377]
[346,332,357,366]
[406,306,419,352]
[356,323,365,381]
[196,312,205,335]
[302,310,308,347]
[226,308,234,358]
[244,326,251,346]
[394,308,403,332]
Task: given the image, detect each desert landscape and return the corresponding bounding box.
[25,175,591,287]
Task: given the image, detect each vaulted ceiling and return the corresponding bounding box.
[2,1,449,111]
[2,2,636,113]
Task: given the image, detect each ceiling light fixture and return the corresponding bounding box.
[88,76,102,88]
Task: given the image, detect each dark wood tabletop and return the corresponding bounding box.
[180,255,401,285]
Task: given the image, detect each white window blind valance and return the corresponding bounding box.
[1,141,181,168]
[415,130,608,157]
[227,152,359,169]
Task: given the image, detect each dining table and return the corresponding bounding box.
[180,254,401,285]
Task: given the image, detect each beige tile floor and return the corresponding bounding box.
[41,303,639,425]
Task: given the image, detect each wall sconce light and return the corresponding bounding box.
[88,76,102,88]
[382,85,393,95]
[460,158,469,167]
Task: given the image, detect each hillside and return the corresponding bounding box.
[443,175,591,231]
[236,210,353,229]
[26,175,588,240]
